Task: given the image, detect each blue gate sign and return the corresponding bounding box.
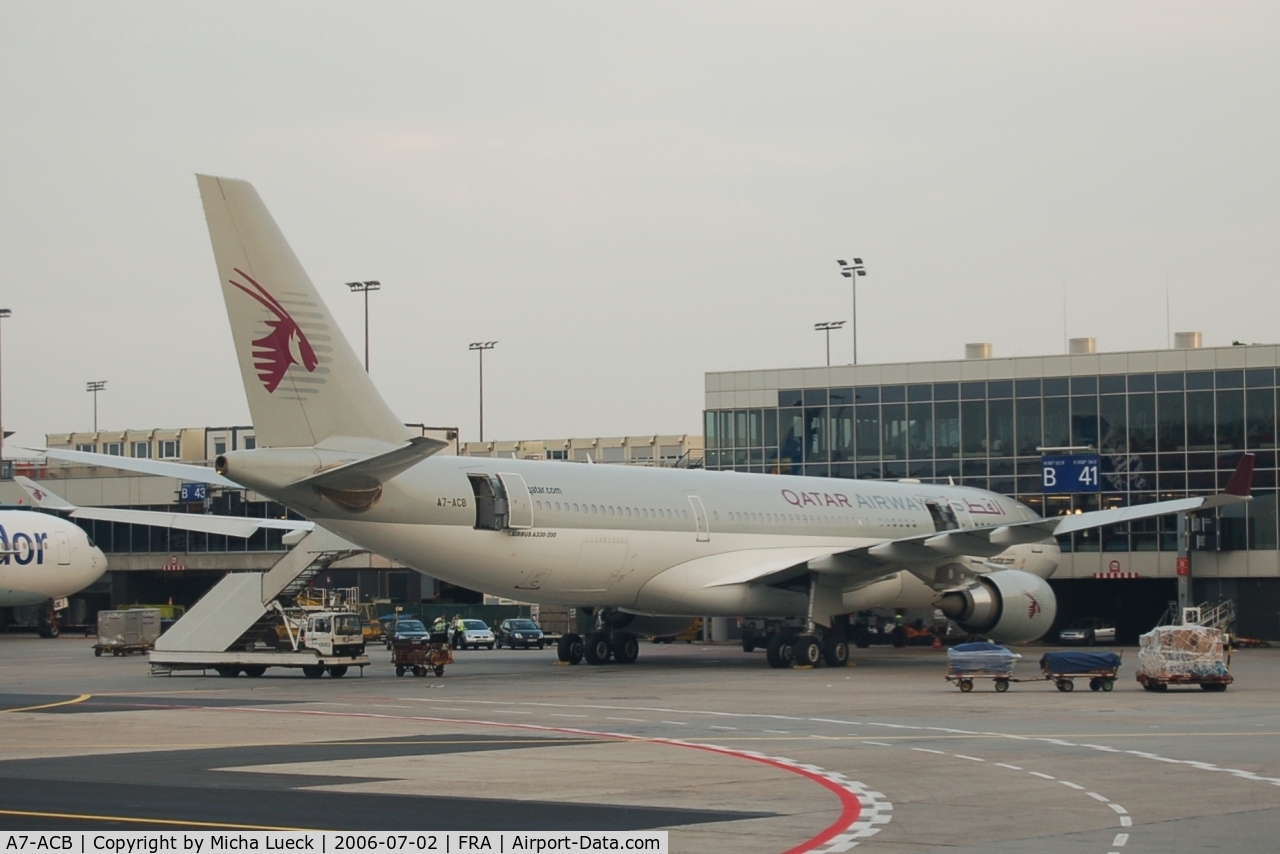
[179,482,208,502]
[1041,454,1101,493]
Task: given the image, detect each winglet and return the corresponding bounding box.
[1225,453,1256,497]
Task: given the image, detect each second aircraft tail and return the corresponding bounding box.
[197,175,409,451]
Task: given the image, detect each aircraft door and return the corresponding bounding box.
[468,474,509,531]
[499,473,534,530]
[925,500,959,532]
[55,532,70,565]
[688,495,710,542]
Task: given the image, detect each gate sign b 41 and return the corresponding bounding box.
[1041,453,1101,493]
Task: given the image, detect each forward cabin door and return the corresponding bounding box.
[56,532,71,565]
[688,496,710,542]
[499,473,534,529]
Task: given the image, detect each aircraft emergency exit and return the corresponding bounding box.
[45,175,1255,669]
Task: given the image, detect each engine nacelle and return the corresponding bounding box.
[936,570,1057,644]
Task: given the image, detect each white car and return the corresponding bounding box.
[451,619,495,650]
[1058,618,1116,646]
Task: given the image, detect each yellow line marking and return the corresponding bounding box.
[0,694,91,714]
[0,808,313,830]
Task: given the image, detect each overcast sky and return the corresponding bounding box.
[1,2,1277,450]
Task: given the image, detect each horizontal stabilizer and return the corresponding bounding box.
[290,435,447,491]
[36,447,242,488]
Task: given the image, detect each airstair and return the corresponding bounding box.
[153,527,366,655]
[1157,599,1238,634]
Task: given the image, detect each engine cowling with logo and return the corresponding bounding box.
[936,570,1056,644]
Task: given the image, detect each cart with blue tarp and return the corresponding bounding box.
[1040,650,1122,692]
[945,642,1025,692]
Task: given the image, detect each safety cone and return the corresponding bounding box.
[932,635,943,650]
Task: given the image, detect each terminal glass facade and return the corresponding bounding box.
[705,369,1279,553]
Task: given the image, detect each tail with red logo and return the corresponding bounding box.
[197,175,409,450]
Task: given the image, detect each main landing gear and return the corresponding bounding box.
[766,630,848,669]
[556,629,641,666]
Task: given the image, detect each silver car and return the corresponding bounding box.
[452,619,495,650]
[1058,618,1116,646]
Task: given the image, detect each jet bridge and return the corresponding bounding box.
[149,527,372,676]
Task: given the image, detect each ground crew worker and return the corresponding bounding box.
[452,614,465,648]
[431,614,447,640]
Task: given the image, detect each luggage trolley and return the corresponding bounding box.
[1039,651,1122,692]
[945,642,1023,693]
[391,633,454,677]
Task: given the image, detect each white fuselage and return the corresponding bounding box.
[246,455,1060,619]
[0,510,108,607]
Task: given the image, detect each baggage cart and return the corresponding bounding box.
[1136,625,1232,692]
[392,634,453,677]
[945,642,1023,692]
[94,609,162,657]
[1039,651,1122,692]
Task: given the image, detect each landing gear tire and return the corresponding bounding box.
[794,636,822,667]
[328,665,348,678]
[302,665,324,679]
[37,609,59,639]
[243,665,267,678]
[823,637,848,668]
[612,634,639,664]
[766,634,794,669]
[558,633,585,665]
[584,632,612,665]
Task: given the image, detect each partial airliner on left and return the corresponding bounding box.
[0,506,106,635]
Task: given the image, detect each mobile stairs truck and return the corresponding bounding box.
[149,528,372,678]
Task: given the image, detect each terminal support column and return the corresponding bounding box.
[1177,511,1191,622]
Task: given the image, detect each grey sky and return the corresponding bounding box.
[1,2,1277,450]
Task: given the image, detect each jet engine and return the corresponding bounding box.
[936,570,1057,644]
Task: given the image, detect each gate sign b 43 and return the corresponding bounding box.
[1041,454,1101,493]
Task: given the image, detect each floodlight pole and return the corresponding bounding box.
[0,309,10,469]
[837,258,868,364]
[469,341,497,441]
[86,381,107,432]
[346,281,381,372]
[814,321,846,367]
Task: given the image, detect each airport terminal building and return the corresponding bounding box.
[704,337,1280,640]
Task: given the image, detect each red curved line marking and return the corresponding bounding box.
[217,705,862,853]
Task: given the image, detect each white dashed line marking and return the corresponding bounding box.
[1030,771,1056,780]
[1109,803,1128,815]
[661,721,688,726]
[1087,791,1110,803]
[549,714,587,719]
[995,763,1023,771]
[1061,781,1085,790]
[911,748,946,755]
[1113,832,1130,846]
[864,742,893,747]
[605,717,646,723]
[1121,816,1132,827]
[763,730,791,734]
[709,725,736,731]
[953,754,984,762]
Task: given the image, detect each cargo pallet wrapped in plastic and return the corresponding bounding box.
[944,642,1022,692]
[1136,625,1232,692]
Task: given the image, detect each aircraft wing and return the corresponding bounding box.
[13,476,313,539]
[35,447,242,488]
[705,454,1255,589]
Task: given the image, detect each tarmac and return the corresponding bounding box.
[3,635,1280,853]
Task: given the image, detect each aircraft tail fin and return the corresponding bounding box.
[13,476,76,511]
[196,175,410,451]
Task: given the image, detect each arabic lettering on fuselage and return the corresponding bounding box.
[0,524,49,565]
[780,488,1005,517]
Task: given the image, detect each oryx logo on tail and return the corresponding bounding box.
[229,268,319,393]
